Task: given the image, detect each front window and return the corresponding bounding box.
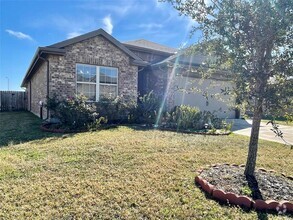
[76,64,118,101]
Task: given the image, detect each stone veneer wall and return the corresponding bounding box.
[49,35,138,103]
[29,62,48,117]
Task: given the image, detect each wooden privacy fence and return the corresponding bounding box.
[0,91,27,112]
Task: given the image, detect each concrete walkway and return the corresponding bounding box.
[226,119,293,145]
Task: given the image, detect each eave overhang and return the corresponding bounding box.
[21,47,65,87]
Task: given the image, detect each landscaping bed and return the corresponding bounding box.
[41,122,231,135]
[196,164,293,212]
[44,94,233,135]
[40,123,116,133]
[158,127,231,135]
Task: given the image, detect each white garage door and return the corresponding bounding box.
[173,76,236,118]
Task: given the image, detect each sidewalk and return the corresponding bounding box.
[226,119,293,145]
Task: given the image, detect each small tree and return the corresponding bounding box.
[165,0,293,176]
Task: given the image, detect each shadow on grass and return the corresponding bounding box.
[0,111,65,147]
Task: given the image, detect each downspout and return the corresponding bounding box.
[38,54,50,119]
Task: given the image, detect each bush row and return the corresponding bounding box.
[46,92,231,131]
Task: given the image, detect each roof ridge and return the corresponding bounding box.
[123,39,177,54]
[124,39,176,48]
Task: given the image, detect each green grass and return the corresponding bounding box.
[0,111,62,146]
[0,112,292,219]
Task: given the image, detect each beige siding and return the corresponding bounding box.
[173,76,235,118]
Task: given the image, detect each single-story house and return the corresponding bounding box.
[21,28,237,119]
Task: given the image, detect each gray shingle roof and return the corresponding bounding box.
[152,52,207,67]
[123,39,177,54]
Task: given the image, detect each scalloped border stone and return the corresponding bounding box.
[195,164,293,213]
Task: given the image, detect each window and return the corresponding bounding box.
[76,64,118,101]
[99,67,118,99]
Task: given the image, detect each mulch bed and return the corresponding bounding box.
[200,164,293,201]
[40,123,117,133]
[158,127,231,135]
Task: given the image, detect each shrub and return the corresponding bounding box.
[200,111,223,129]
[46,95,107,130]
[165,105,202,130]
[164,105,227,130]
[94,96,135,124]
[284,112,293,123]
[129,91,161,125]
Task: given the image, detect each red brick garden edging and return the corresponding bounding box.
[195,164,293,213]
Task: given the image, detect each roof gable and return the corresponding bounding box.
[21,28,148,87]
[49,29,144,63]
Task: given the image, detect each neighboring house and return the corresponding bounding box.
[21,28,237,119]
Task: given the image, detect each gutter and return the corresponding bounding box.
[21,47,65,87]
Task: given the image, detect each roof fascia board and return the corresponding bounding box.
[130,59,149,66]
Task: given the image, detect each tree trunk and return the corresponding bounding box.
[244,98,263,176]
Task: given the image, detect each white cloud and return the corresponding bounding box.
[103,15,113,34]
[5,29,33,41]
[67,32,83,39]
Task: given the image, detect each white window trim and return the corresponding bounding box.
[76,63,118,102]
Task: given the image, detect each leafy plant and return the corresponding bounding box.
[284,113,293,124]
[95,96,135,124]
[129,91,161,125]
[240,186,252,197]
[165,105,202,130]
[165,105,225,130]
[46,95,107,130]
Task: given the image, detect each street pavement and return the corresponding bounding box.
[226,119,293,145]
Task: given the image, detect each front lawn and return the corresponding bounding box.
[0,112,292,219]
[0,111,62,146]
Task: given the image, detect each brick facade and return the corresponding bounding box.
[48,35,138,104]
[27,62,48,117]
[25,34,140,118]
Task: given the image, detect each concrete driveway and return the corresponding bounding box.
[227,119,293,145]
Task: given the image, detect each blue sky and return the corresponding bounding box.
[0,0,200,91]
